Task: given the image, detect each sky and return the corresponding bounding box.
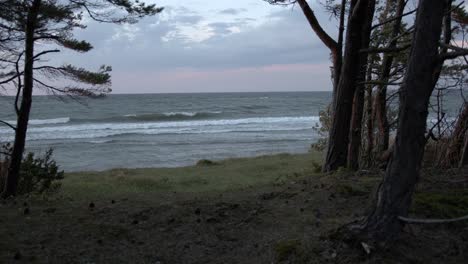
[53,0,340,94]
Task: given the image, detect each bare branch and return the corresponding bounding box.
[439,50,468,60]
[0,120,16,131]
[33,49,60,60]
[371,9,418,30]
[264,0,339,53]
[361,43,411,54]
[399,215,468,224]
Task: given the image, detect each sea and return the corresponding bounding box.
[0,92,329,171]
[0,91,464,171]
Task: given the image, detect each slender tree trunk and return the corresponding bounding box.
[347,0,376,170]
[323,0,371,172]
[365,69,374,168]
[332,0,347,99]
[460,130,468,167]
[375,0,406,153]
[444,103,468,166]
[2,0,41,198]
[347,80,365,170]
[354,0,447,244]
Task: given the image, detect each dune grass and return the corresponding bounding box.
[63,152,323,200]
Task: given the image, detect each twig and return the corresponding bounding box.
[0,120,16,131]
[399,215,468,224]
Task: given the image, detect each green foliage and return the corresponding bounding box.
[311,107,332,152]
[452,4,468,25]
[57,38,93,52]
[62,64,112,85]
[18,149,64,195]
[0,0,163,97]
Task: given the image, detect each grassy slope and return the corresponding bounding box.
[0,152,467,264]
[63,153,321,200]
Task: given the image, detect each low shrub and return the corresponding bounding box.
[18,148,64,195]
[0,146,64,196]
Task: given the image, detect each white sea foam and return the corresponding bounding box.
[6,117,70,125]
[163,111,222,116]
[0,116,320,142]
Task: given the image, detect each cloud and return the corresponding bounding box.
[50,1,338,93]
[111,63,332,93]
[218,8,247,15]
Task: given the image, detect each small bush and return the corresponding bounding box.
[196,159,218,166]
[18,149,64,195]
[0,146,64,196]
[311,108,331,152]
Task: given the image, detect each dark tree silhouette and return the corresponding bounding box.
[349,0,465,245]
[0,0,163,198]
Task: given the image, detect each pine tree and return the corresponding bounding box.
[0,0,163,197]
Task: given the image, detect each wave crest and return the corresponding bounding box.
[73,111,223,123]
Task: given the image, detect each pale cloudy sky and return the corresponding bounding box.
[55,0,340,94]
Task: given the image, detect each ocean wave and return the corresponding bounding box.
[6,117,70,125]
[72,111,223,123]
[240,105,270,110]
[0,116,319,142]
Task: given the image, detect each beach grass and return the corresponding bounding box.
[63,152,323,200]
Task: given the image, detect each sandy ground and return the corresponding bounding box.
[0,154,467,263]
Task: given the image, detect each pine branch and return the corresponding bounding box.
[361,43,411,54]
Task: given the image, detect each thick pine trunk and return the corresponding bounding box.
[323,0,371,172]
[355,0,446,244]
[2,0,40,198]
[375,0,406,154]
[347,0,376,170]
[347,82,365,170]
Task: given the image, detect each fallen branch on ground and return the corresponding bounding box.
[399,215,468,224]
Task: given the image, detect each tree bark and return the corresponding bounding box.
[2,0,41,198]
[323,0,371,172]
[375,0,406,153]
[460,130,468,167]
[354,0,447,244]
[347,0,376,170]
[365,68,374,168]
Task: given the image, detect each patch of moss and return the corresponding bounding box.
[274,239,302,261]
[412,191,468,218]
